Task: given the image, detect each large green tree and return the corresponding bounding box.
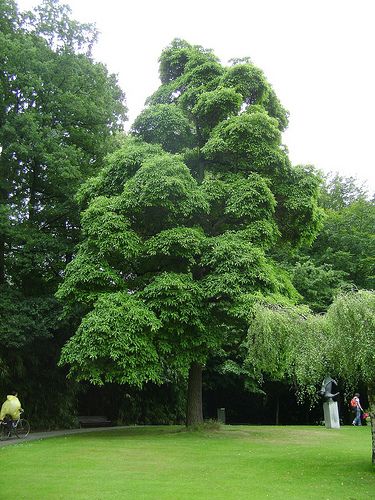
[0,0,126,424]
[58,39,322,425]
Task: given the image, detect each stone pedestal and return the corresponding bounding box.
[323,401,340,429]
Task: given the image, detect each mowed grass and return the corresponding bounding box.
[0,425,374,499]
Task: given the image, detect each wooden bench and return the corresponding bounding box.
[78,416,113,428]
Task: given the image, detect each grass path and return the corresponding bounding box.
[0,425,373,499]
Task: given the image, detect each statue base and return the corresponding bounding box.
[323,401,340,429]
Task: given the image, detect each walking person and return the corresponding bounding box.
[350,393,363,426]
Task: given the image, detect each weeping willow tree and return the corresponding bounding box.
[245,301,328,402]
[247,290,375,464]
[325,290,375,464]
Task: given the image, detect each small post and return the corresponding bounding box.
[217,408,226,424]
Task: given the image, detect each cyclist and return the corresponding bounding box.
[0,391,23,431]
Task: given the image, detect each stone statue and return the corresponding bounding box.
[320,376,339,401]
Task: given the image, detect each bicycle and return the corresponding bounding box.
[0,413,30,441]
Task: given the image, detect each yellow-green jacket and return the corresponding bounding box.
[0,395,22,420]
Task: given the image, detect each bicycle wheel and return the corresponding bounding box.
[15,419,30,439]
[0,424,11,441]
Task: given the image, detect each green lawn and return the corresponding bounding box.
[0,425,374,499]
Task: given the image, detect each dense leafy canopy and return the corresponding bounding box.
[0,0,126,291]
[0,0,126,423]
[274,175,375,312]
[325,291,375,387]
[58,39,323,424]
[310,199,375,290]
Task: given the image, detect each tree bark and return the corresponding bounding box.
[275,393,280,425]
[367,381,375,465]
[186,362,203,426]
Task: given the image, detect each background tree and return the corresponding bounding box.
[310,199,375,290]
[287,259,347,313]
[0,0,126,426]
[319,173,368,211]
[276,175,374,312]
[58,39,322,425]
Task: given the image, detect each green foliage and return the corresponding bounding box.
[246,290,375,403]
[272,165,325,246]
[221,64,267,104]
[81,196,142,262]
[22,0,98,54]
[319,173,369,210]
[290,260,348,312]
[1,0,126,293]
[0,0,126,427]
[0,284,59,348]
[60,292,162,386]
[225,174,276,222]
[200,234,280,301]
[323,290,375,464]
[76,138,164,205]
[311,199,375,289]
[221,64,289,130]
[136,38,320,256]
[122,154,207,228]
[200,172,279,241]
[0,0,17,33]
[141,272,211,367]
[192,88,242,133]
[158,38,206,84]
[325,290,375,386]
[58,39,323,423]
[202,109,282,170]
[261,87,289,132]
[277,174,374,312]
[145,227,205,266]
[245,302,329,401]
[55,243,125,312]
[132,104,194,153]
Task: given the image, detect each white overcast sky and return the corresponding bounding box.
[17,0,375,192]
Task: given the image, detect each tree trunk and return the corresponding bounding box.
[275,393,280,425]
[186,362,203,426]
[367,381,375,465]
